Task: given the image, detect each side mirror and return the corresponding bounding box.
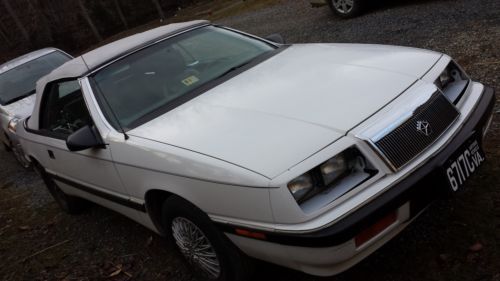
[66,125,105,152]
[265,33,285,44]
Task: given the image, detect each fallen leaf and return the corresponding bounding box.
[108,268,121,277]
[469,242,483,252]
[18,226,30,231]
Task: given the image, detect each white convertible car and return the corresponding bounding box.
[16,21,495,280]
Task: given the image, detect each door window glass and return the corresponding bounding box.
[41,80,92,137]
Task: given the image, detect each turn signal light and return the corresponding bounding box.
[355,211,397,247]
[235,228,267,240]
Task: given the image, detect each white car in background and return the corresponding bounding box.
[16,21,495,280]
[0,48,72,166]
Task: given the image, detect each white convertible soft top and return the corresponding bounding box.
[28,20,209,129]
[0,48,62,75]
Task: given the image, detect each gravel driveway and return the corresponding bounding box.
[1,0,499,280]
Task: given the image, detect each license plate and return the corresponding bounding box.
[443,134,485,192]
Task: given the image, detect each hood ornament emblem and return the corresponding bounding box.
[416,120,432,136]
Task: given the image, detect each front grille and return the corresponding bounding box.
[374,93,459,170]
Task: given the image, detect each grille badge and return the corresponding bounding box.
[371,93,459,170]
[416,120,433,136]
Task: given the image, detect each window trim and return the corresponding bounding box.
[30,78,97,141]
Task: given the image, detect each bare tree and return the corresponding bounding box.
[27,0,54,44]
[2,0,30,42]
[77,0,102,41]
[113,0,128,29]
[152,0,165,21]
[0,22,11,46]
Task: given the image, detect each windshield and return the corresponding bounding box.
[0,51,71,106]
[92,26,276,130]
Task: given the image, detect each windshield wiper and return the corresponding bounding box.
[3,89,36,105]
[215,59,255,80]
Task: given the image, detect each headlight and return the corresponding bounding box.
[287,174,314,201]
[7,118,20,133]
[436,68,453,89]
[320,153,347,185]
[287,147,377,204]
[435,61,469,104]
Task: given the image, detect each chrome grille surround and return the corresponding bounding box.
[371,92,460,170]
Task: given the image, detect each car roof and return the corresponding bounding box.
[0,48,65,74]
[82,20,209,70]
[28,20,210,130]
[40,20,210,84]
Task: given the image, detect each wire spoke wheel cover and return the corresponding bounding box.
[332,0,354,13]
[172,217,221,279]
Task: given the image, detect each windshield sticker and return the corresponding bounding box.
[182,75,200,86]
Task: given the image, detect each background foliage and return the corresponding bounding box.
[0,0,197,63]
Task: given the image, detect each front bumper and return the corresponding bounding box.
[223,85,496,275]
[3,123,31,167]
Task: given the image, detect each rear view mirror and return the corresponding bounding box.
[66,125,105,152]
[265,33,285,44]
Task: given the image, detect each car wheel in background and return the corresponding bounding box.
[162,196,252,281]
[33,162,87,214]
[328,0,365,18]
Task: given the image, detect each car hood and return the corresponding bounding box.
[1,94,36,118]
[129,44,442,179]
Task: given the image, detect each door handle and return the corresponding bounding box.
[48,150,55,159]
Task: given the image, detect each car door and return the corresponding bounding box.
[38,79,128,198]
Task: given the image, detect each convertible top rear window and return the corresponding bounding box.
[91,26,276,131]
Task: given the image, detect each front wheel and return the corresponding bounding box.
[162,197,251,281]
[328,0,365,18]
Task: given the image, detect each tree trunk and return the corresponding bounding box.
[2,0,30,42]
[34,0,54,43]
[113,0,128,29]
[77,0,102,42]
[151,0,165,21]
[0,23,11,46]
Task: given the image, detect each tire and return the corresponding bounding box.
[328,0,365,18]
[33,163,87,214]
[162,196,252,281]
